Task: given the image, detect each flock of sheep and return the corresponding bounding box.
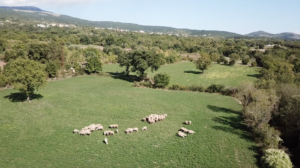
[73,123,148,145]
[142,114,167,124]
[177,121,195,138]
[72,115,195,144]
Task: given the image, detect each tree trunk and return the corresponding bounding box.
[27,96,30,101]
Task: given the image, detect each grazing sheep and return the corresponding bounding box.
[180,127,189,133]
[108,130,114,135]
[178,131,187,138]
[189,121,192,125]
[80,129,91,136]
[141,126,147,131]
[115,129,118,133]
[133,127,138,132]
[142,118,146,121]
[96,125,103,130]
[104,138,108,145]
[185,121,189,125]
[187,130,195,134]
[73,129,79,134]
[103,131,108,135]
[125,128,133,134]
[109,124,119,129]
[89,124,96,132]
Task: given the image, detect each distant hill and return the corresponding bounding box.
[0,6,241,38]
[246,31,300,40]
[0,6,45,12]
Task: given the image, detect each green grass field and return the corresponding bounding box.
[104,62,259,87]
[0,75,258,167]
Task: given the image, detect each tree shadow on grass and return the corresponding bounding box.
[207,105,261,167]
[207,105,240,115]
[184,70,202,74]
[107,72,140,83]
[247,74,260,78]
[4,92,43,102]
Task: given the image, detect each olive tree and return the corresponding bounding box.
[4,58,47,101]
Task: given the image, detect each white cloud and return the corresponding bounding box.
[0,0,106,7]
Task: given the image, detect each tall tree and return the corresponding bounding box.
[4,58,47,101]
[195,53,212,73]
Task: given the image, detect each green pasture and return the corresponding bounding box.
[0,76,258,167]
[104,62,259,87]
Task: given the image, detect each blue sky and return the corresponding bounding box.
[1,0,299,35]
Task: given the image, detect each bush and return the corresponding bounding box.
[229,60,236,66]
[253,124,282,151]
[187,85,205,92]
[133,81,153,88]
[154,73,170,88]
[221,87,237,96]
[0,74,7,87]
[252,61,257,67]
[242,58,250,65]
[262,149,292,168]
[224,59,229,65]
[206,84,225,93]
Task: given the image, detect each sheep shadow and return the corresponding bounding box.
[4,92,43,102]
[184,70,202,74]
[107,72,140,83]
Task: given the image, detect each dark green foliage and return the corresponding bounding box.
[154,73,170,88]
[28,43,49,61]
[165,56,176,64]
[252,61,257,67]
[253,124,281,151]
[80,35,92,45]
[4,58,47,101]
[186,85,205,92]
[206,84,225,93]
[45,61,58,78]
[0,73,7,87]
[85,56,102,74]
[103,45,123,56]
[221,87,237,96]
[242,55,250,65]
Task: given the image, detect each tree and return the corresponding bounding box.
[45,60,58,78]
[85,56,102,74]
[154,73,170,88]
[229,53,240,66]
[195,53,211,73]
[124,50,164,79]
[4,58,47,101]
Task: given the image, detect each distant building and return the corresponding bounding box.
[139,30,145,33]
[0,22,4,26]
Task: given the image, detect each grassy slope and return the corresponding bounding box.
[0,76,258,167]
[104,62,259,87]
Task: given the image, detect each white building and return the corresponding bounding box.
[37,24,46,28]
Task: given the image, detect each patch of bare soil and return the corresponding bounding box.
[180,53,201,60]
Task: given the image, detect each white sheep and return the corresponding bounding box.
[89,124,96,132]
[115,129,118,133]
[185,121,189,125]
[125,128,133,134]
[96,125,103,130]
[109,124,118,129]
[104,138,108,145]
[103,131,108,135]
[142,118,146,121]
[141,126,147,131]
[180,127,189,133]
[80,129,91,136]
[73,129,79,134]
[187,130,195,134]
[133,127,138,132]
[108,130,114,135]
[178,131,187,138]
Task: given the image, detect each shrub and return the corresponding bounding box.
[229,60,236,66]
[242,58,250,65]
[154,73,170,88]
[221,87,237,96]
[206,84,225,93]
[224,59,229,65]
[253,124,282,151]
[187,85,205,92]
[0,74,7,87]
[262,149,292,168]
[252,61,257,67]
[169,84,181,90]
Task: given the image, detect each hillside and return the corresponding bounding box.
[246,31,300,40]
[0,7,240,38]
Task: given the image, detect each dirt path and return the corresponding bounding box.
[0,61,6,69]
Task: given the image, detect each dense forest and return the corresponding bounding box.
[1,22,300,167]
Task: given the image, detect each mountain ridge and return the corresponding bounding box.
[0,6,299,40]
